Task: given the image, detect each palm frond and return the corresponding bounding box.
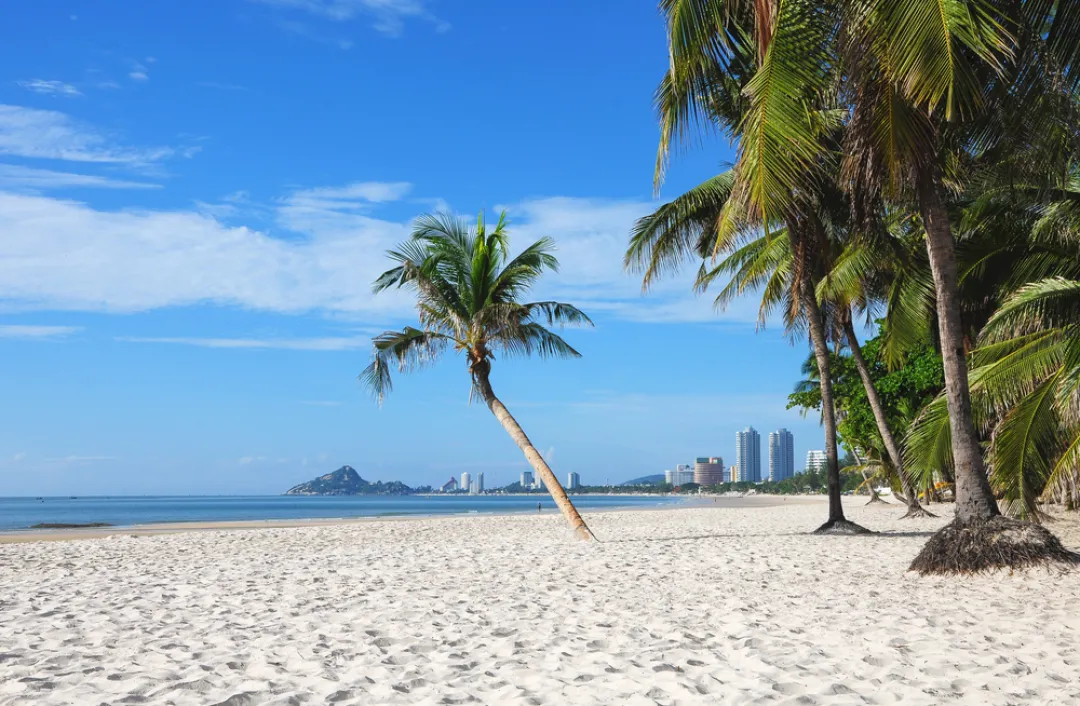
[987,372,1061,520]
[735,0,833,226]
[865,0,1012,120]
[626,171,737,289]
[495,323,583,360]
[981,277,1080,341]
[903,393,953,490]
[360,328,453,405]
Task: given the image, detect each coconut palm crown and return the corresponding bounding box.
[362,211,592,403]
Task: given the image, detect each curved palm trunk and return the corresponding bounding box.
[917,174,999,522]
[841,319,934,518]
[473,364,593,541]
[791,229,868,534]
[851,447,886,504]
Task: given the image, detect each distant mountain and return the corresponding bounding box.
[621,473,666,486]
[284,466,415,496]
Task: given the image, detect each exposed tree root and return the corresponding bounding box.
[865,494,890,505]
[909,516,1080,575]
[813,518,873,535]
[901,504,937,519]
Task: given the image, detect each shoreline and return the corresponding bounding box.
[0,494,823,545]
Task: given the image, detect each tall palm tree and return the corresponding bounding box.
[361,211,595,541]
[627,176,871,533]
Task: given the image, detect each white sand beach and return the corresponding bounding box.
[2,498,1080,705]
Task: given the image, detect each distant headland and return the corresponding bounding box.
[283,466,420,496]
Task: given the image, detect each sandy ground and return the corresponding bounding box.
[1,498,1079,705]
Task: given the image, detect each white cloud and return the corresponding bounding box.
[251,0,448,36]
[118,336,372,351]
[0,184,764,327]
[506,197,763,324]
[0,186,416,315]
[0,325,82,340]
[0,105,173,165]
[16,80,82,97]
[0,164,159,191]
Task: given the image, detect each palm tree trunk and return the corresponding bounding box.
[851,447,885,504]
[791,228,868,534]
[906,171,1077,573]
[472,363,593,541]
[841,319,934,518]
[917,172,999,522]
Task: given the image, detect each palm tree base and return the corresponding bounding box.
[900,504,937,519]
[909,516,1080,575]
[813,518,873,535]
[865,495,889,505]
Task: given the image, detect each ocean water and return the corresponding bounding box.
[0,494,683,531]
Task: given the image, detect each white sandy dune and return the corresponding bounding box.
[2,498,1080,705]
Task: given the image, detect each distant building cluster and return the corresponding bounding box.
[665,464,694,486]
[659,426,807,488]
[432,468,583,494]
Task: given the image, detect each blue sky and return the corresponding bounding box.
[0,0,835,495]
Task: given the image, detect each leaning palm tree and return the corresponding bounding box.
[361,211,595,541]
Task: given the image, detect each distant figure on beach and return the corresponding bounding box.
[537,502,542,513]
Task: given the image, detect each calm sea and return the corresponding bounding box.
[0,494,683,532]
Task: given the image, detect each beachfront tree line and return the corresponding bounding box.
[364,0,1080,573]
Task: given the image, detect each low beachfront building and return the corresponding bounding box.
[693,457,725,486]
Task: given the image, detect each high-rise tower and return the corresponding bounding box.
[768,429,795,481]
[735,427,762,483]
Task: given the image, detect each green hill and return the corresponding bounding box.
[284,466,414,496]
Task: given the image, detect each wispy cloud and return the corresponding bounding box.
[251,0,449,36]
[47,455,115,464]
[0,104,174,165]
[0,325,82,340]
[129,59,152,82]
[118,336,372,351]
[196,81,249,91]
[238,456,292,465]
[505,196,764,324]
[0,164,159,191]
[16,80,82,97]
